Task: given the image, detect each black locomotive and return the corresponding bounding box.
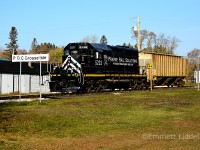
[49,43,147,93]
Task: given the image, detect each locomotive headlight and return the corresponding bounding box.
[67,57,71,62]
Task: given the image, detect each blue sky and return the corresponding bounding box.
[0,0,200,56]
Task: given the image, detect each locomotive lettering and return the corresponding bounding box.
[95,60,102,65]
[108,56,118,62]
[103,55,137,66]
[78,45,88,49]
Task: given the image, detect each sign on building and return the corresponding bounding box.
[12,54,49,62]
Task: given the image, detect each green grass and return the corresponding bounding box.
[0,88,200,149]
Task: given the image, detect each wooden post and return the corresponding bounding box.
[150,68,152,91]
[147,64,153,91]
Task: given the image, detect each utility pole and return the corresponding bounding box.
[137,16,141,51]
[198,57,199,91]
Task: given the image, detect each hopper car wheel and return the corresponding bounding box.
[140,83,146,90]
[167,84,173,88]
[177,80,185,87]
[130,80,138,90]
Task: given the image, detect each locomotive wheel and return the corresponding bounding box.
[86,85,94,93]
[96,85,103,92]
[130,80,137,90]
[132,85,137,90]
[140,82,147,90]
[138,84,143,90]
[83,79,93,93]
[136,85,141,90]
[51,84,57,92]
[96,80,107,92]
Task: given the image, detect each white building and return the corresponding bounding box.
[0,60,51,94]
[0,74,50,94]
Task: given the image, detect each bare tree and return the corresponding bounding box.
[147,31,156,48]
[187,48,200,78]
[0,47,4,52]
[81,35,98,43]
[132,29,148,49]
[155,33,169,48]
[81,36,91,43]
[91,35,98,43]
[132,28,179,54]
[187,48,200,63]
[17,49,27,55]
[168,36,180,54]
[155,33,179,54]
[132,29,157,50]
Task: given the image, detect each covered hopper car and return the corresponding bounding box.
[139,52,188,87]
[49,43,188,93]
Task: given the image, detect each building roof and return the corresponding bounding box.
[0,61,51,75]
[0,58,9,61]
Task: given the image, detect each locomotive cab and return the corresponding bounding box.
[63,44,91,66]
[63,43,94,74]
[63,43,111,74]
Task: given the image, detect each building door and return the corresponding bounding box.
[13,75,19,92]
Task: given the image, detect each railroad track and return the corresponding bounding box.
[0,93,62,101]
[0,86,195,102]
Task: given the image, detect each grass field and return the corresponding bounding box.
[0,88,200,150]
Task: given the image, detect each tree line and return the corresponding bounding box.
[1,26,199,78]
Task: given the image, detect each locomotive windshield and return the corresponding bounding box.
[64,49,69,55]
[71,50,78,55]
[69,49,80,62]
